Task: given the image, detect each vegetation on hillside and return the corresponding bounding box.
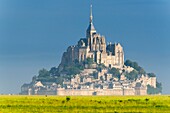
[125,59,146,74]
[85,57,94,67]
[33,59,162,94]
[124,59,162,94]
[125,70,138,80]
[147,82,162,94]
[96,63,106,71]
[36,68,56,82]
[108,67,120,79]
[147,73,156,77]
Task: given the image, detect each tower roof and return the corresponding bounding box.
[87,22,95,32]
[86,5,96,38]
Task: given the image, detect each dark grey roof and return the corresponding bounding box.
[87,22,96,32]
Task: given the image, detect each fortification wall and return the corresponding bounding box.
[56,88,144,96]
[57,89,94,96]
[123,88,135,95]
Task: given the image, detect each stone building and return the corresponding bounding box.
[59,5,124,70]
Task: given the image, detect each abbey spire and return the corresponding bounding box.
[90,4,93,24]
[86,5,96,38]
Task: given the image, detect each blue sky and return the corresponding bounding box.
[0,0,170,94]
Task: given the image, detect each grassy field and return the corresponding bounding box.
[0,95,169,113]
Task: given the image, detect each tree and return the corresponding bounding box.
[147,73,156,77]
[125,70,138,80]
[147,82,162,94]
[75,63,84,70]
[124,60,146,74]
[125,60,133,67]
[137,67,145,74]
[68,66,81,75]
[49,67,59,76]
[37,68,57,82]
[38,68,50,78]
[62,65,81,75]
[56,76,64,85]
[109,67,120,79]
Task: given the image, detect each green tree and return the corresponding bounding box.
[147,82,162,94]
[68,66,81,75]
[147,73,156,77]
[75,63,84,70]
[138,67,145,74]
[38,68,50,78]
[62,65,81,75]
[37,68,57,82]
[56,76,64,85]
[125,70,138,80]
[49,67,59,76]
[61,60,85,76]
[125,60,146,74]
[109,67,120,79]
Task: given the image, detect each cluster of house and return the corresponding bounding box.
[21,67,156,95]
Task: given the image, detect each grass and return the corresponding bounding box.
[0,95,169,113]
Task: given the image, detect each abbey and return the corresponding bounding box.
[20,5,161,96]
[59,5,124,70]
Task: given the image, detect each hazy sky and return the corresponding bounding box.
[0,0,170,94]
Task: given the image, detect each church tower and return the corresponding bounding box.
[86,5,96,39]
[86,5,106,52]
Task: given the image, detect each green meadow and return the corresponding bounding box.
[0,95,169,113]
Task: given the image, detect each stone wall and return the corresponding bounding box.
[135,87,147,95]
[57,89,94,96]
[56,88,147,96]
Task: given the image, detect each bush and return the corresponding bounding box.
[125,60,146,74]
[66,96,71,102]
